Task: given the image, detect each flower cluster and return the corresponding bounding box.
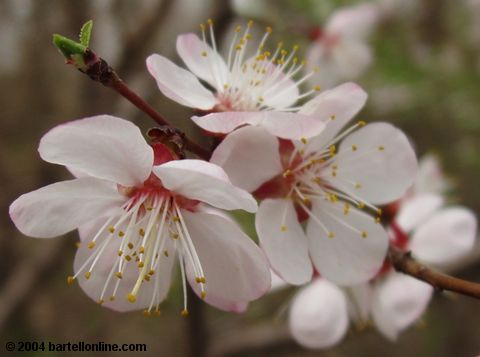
[8,15,476,349]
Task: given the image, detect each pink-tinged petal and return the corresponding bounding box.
[331,39,373,79]
[258,112,326,140]
[327,122,417,205]
[410,207,477,266]
[9,177,125,238]
[211,126,283,192]
[74,228,175,312]
[182,210,271,311]
[289,279,349,349]
[192,111,325,140]
[414,154,449,195]
[326,3,380,40]
[176,33,228,90]
[396,194,444,233]
[299,82,367,153]
[256,199,313,285]
[153,160,257,213]
[372,273,433,341]
[146,54,216,110]
[307,200,388,286]
[39,115,153,186]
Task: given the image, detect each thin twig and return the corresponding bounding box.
[388,245,480,299]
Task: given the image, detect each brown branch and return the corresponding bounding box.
[388,245,480,299]
[75,49,211,160]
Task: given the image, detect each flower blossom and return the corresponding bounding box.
[306,3,380,89]
[286,156,477,348]
[146,20,330,140]
[9,115,271,315]
[211,83,418,286]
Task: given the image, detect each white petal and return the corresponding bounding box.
[39,115,153,186]
[153,160,257,213]
[192,111,325,140]
[289,279,349,349]
[396,194,444,233]
[9,177,125,238]
[74,228,175,312]
[146,54,216,110]
[211,126,283,192]
[345,283,373,325]
[176,33,228,90]
[182,210,271,311]
[256,199,313,285]
[414,154,448,195]
[329,122,417,205]
[410,207,477,266]
[307,200,388,285]
[270,270,289,291]
[372,273,433,341]
[299,82,367,153]
[326,3,380,40]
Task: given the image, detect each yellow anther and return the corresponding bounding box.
[352,144,358,151]
[377,208,383,216]
[87,242,95,249]
[128,243,134,250]
[223,84,229,89]
[148,269,155,276]
[115,272,123,279]
[200,23,206,31]
[117,250,123,256]
[118,231,125,237]
[144,275,150,282]
[312,66,319,72]
[293,44,299,51]
[266,26,273,33]
[108,226,115,233]
[173,216,180,222]
[67,276,75,285]
[143,310,151,317]
[127,293,137,303]
[358,202,366,209]
[109,296,115,301]
[195,276,206,283]
[125,255,132,262]
[303,197,311,204]
[207,18,213,26]
[277,41,283,48]
[313,85,321,91]
[361,231,368,238]
[98,299,104,305]
[139,228,145,237]
[200,291,207,299]
[163,250,169,257]
[378,145,385,151]
[355,183,362,189]
[75,241,81,248]
[329,145,336,156]
[235,44,242,51]
[246,34,252,40]
[138,262,145,268]
[358,120,367,127]
[331,170,337,177]
[139,246,145,254]
[146,207,153,211]
[154,310,161,316]
[258,96,264,102]
[312,177,322,184]
[201,51,207,57]
[280,225,288,232]
[344,203,350,215]
[235,25,242,33]
[374,217,381,224]
[300,137,308,144]
[247,20,253,27]
[330,114,336,120]
[171,233,179,239]
[283,169,292,178]
[181,309,189,317]
[85,271,91,279]
[328,232,335,239]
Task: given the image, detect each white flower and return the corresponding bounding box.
[287,156,477,346]
[212,83,418,286]
[9,115,271,314]
[306,3,380,89]
[146,20,328,140]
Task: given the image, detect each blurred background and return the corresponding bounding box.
[1,0,480,356]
